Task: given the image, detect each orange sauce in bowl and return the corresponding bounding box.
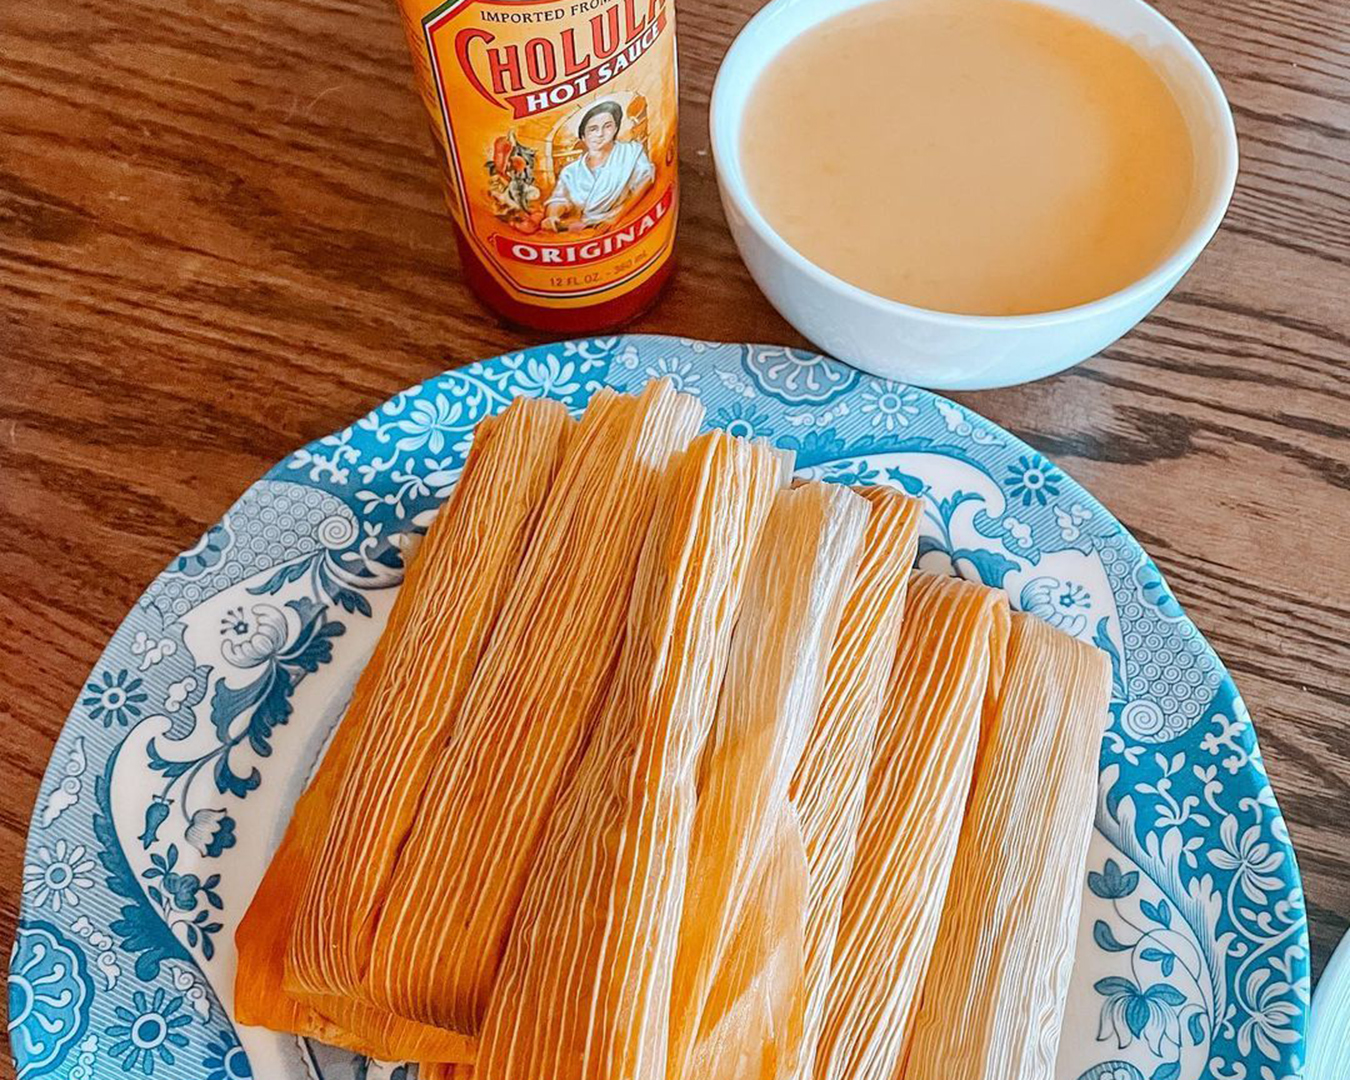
[740,0,1196,316]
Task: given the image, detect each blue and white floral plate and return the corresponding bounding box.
[10,337,1309,1080]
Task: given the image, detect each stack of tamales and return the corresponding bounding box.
[235,378,1113,1080]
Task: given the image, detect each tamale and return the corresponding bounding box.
[688,806,809,1080]
[235,397,568,1060]
[788,486,922,1072]
[815,572,1010,1080]
[901,612,1111,1080]
[363,379,704,1030]
[236,713,476,1061]
[281,395,571,1006]
[474,431,786,1080]
[666,481,868,1080]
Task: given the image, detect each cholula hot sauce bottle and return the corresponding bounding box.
[392,0,679,330]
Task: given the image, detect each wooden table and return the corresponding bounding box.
[2,0,1347,1052]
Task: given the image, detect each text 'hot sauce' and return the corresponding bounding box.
[394,0,679,329]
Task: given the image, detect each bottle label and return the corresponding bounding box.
[398,0,679,308]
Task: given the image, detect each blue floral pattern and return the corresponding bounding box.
[711,400,776,440]
[13,337,1306,1080]
[22,840,97,914]
[169,524,232,578]
[740,343,861,403]
[1007,452,1065,507]
[81,670,149,728]
[9,921,94,1079]
[202,1031,252,1080]
[105,988,191,1074]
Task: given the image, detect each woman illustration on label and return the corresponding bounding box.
[546,101,656,232]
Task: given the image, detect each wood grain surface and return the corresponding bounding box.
[1,0,1347,1064]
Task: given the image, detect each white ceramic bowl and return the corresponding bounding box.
[710,0,1239,390]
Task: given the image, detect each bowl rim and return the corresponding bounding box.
[709,0,1241,329]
